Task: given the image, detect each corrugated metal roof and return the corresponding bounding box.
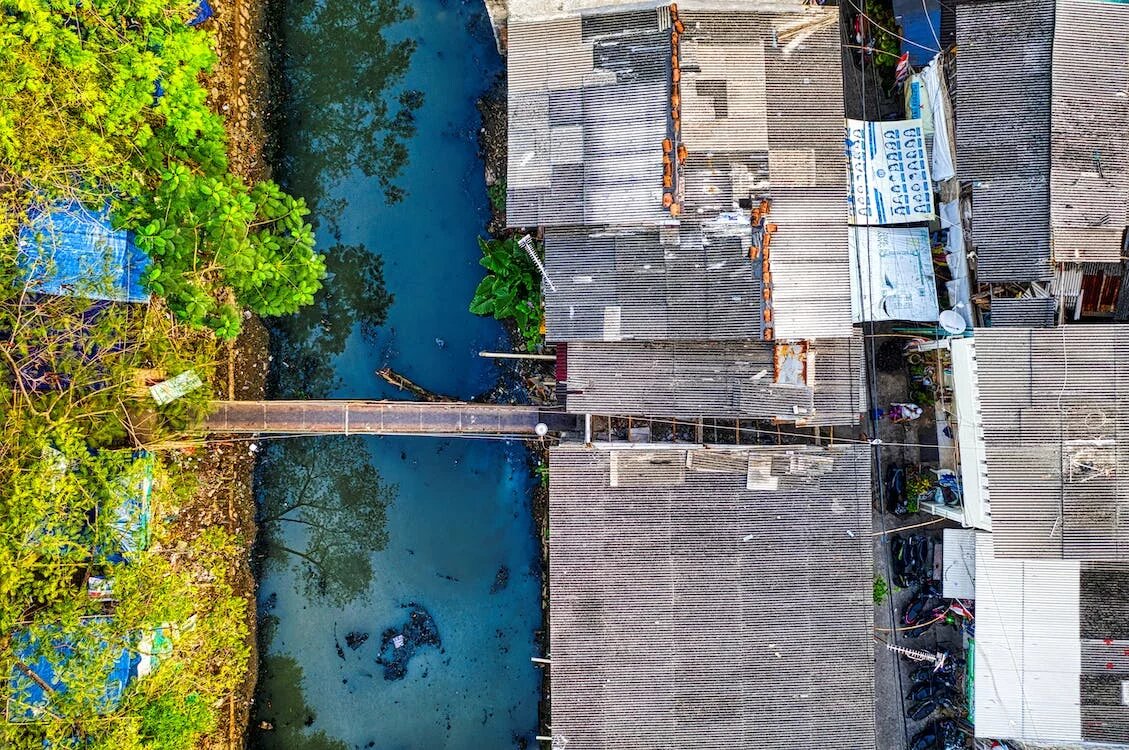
[989,297,1057,327]
[507,6,846,226]
[1049,0,1129,266]
[808,333,867,425]
[507,0,814,23]
[561,333,864,424]
[543,224,763,341]
[974,326,1129,561]
[974,534,1129,745]
[514,6,853,341]
[548,444,876,749]
[954,0,1053,283]
[507,10,672,227]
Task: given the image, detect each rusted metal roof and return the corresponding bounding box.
[974,326,1129,561]
[562,333,864,424]
[1050,0,1129,266]
[954,0,1053,283]
[548,443,876,749]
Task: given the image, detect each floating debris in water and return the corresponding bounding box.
[345,631,369,650]
[489,565,509,594]
[376,604,440,681]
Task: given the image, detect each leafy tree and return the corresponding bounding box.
[257,437,395,606]
[469,236,544,351]
[123,170,326,339]
[0,0,226,190]
[0,0,327,338]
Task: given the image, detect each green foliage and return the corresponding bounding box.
[124,172,326,339]
[139,694,215,750]
[487,179,507,214]
[0,430,250,749]
[0,0,326,338]
[0,0,226,188]
[873,575,889,605]
[863,0,901,72]
[906,471,932,514]
[470,236,543,352]
[0,2,276,742]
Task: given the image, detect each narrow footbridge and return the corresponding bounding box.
[205,400,580,437]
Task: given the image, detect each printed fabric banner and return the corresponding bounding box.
[848,225,940,322]
[846,119,934,225]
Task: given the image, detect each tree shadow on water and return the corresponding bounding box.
[252,654,349,750]
[273,0,423,224]
[257,435,397,607]
[268,242,394,399]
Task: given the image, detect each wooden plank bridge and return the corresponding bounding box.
[205,400,580,437]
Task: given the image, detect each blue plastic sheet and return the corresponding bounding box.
[7,619,138,722]
[893,0,942,67]
[17,201,150,304]
[189,0,214,25]
[104,452,154,564]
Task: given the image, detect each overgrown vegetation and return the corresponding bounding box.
[0,0,326,340]
[469,236,544,352]
[0,0,339,745]
[0,427,250,749]
[873,575,889,605]
[487,179,507,215]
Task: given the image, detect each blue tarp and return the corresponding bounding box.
[893,0,942,67]
[189,0,214,25]
[7,619,139,723]
[17,201,150,304]
[104,452,154,564]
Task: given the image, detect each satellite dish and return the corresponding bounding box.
[535,423,549,437]
[939,309,967,335]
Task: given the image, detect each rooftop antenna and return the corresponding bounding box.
[883,641,949,672]
[519,234,557,293]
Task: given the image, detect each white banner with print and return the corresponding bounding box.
[846,119,934,225]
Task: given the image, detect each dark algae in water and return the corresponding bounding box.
[252,0,540,741]
[377,604,441,681]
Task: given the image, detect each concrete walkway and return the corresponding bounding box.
[206,400,578,437]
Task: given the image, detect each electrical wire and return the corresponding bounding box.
[872,516,946,537]
[875,610,948,633]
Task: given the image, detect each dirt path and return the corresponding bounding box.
[197,0,275,746]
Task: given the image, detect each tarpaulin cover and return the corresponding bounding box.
[104,452,154,564]
[892,0,942,66]
[17,201,150,304]
[849,225,939,322]
[915,56,956,182]
[846,119,935,225]
[189,0,213,25]
[7,619,138,722]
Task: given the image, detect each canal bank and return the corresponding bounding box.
[249,0,544,747]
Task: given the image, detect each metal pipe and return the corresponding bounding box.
[478,351,556,361]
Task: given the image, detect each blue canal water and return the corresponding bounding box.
[252,0,542,746]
